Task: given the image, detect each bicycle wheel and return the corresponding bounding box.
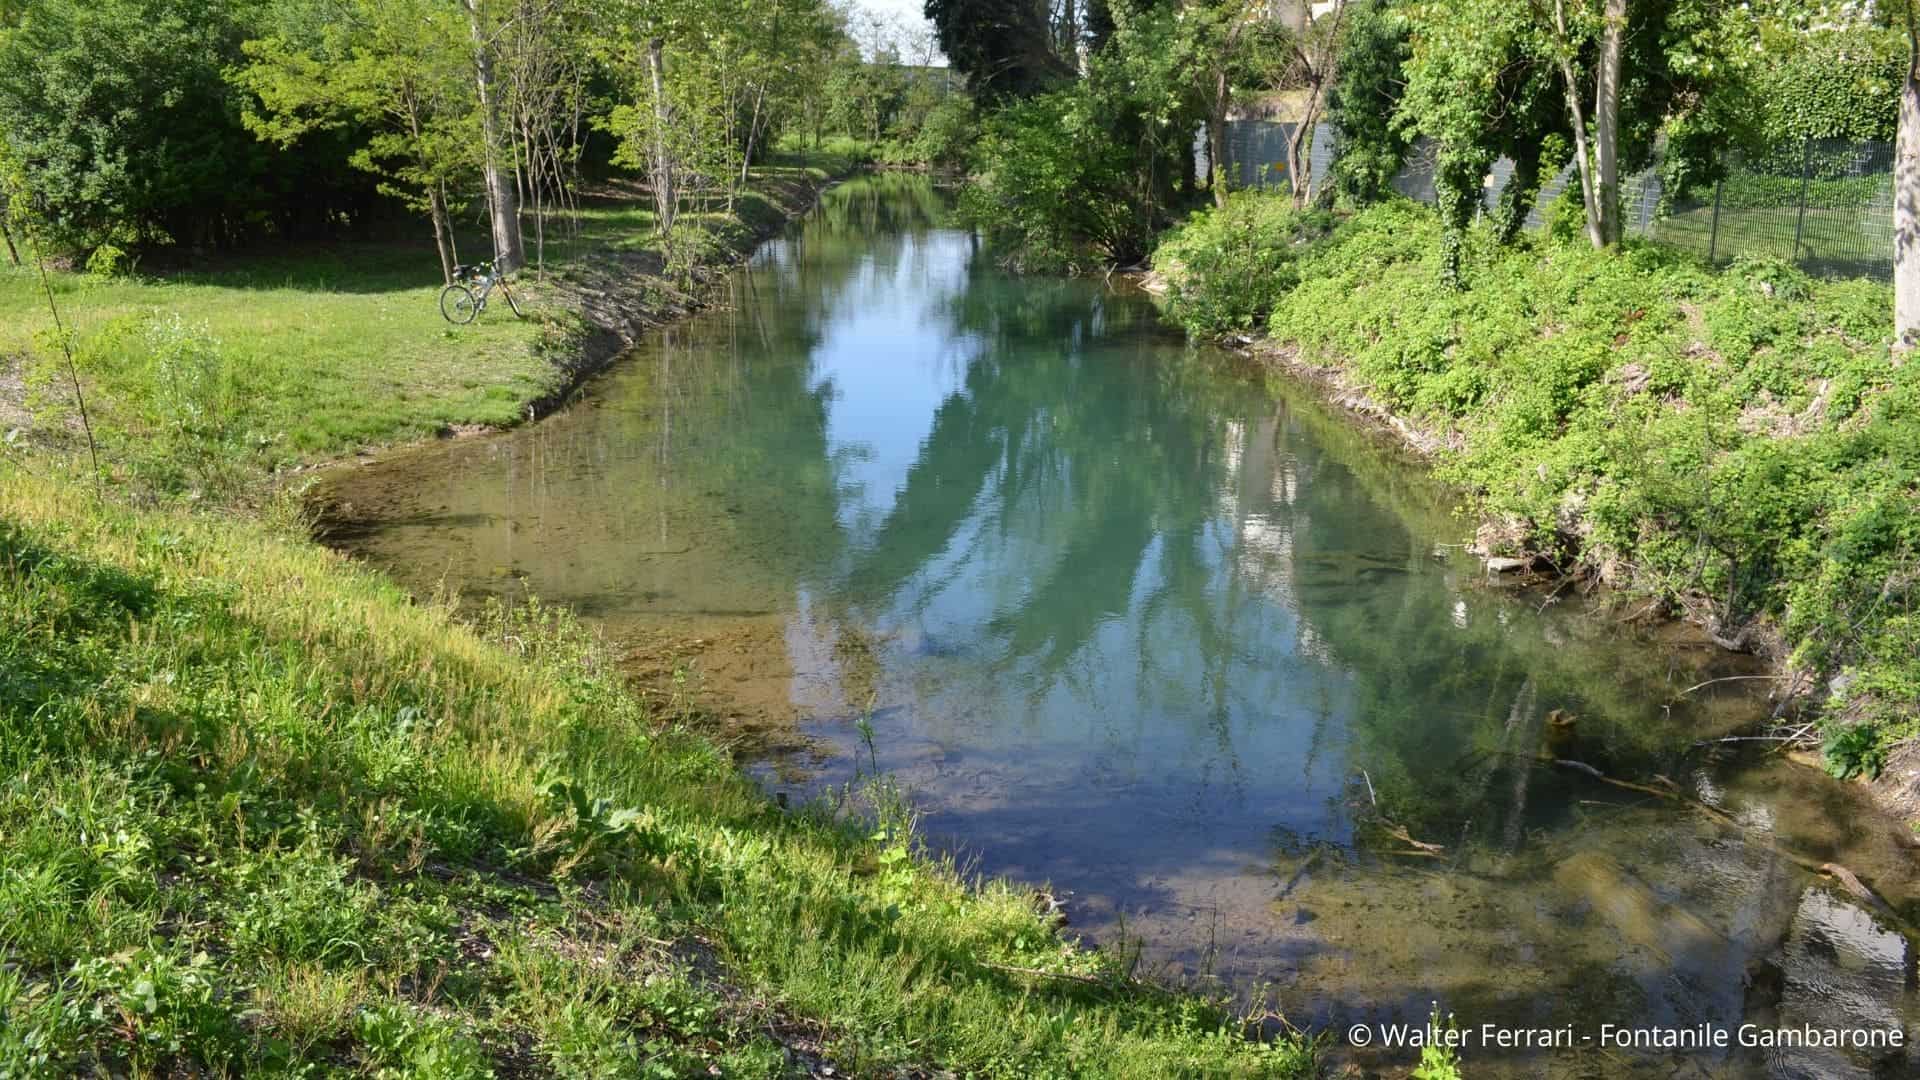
[499,280,525,319]
[439,283,479,325]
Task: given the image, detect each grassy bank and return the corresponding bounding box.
[0,163,1318,1075]
[1155,194,1917,808]
[0,468,1313,1076]
[0,157,851,500]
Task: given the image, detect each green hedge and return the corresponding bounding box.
[1716,172,1889,212]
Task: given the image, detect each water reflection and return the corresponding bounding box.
[322,174,1919,1077]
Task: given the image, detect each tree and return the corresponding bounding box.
[1327,0,1411,205]
[1398,0,1564,281]
[0,132,19,266]
[1275,0,1351,209]
[592,0,837,240]
[461,0,526,271]
[238,0,478,282]
[964,3,1204,269]
[1899,0,1920,349]
[1180,1,1289,209]
[924,0,1076,98]
[500,0,594,275]
[1534,0,1622,248]
[1398,0,1746,277]
[0,0,260,252]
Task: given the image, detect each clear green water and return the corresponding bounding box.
[323,175,1918,1077]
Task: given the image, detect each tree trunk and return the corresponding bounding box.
[429,185,456,284]
[739,81,767,188]
[406,97,456,283]
[1592,0,1625,246]
[1552,0,1605,249]
[647,37,676,236]
[1283,2,1346,211]
[1285,112,1315,210]
[0,219,19,267]
[1208,70,1230,208]
[464,0,525,271]
[1897,7,1920,352]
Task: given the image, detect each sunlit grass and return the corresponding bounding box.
[0,162,842,475]
[0,466,1317,1075]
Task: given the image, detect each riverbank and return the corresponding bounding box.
[0,164,1321,1074]
[1152,193,1920,826]
[0,154,864,497]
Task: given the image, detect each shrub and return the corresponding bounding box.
[1154,191,1334,335]
[960,88,1152,274]
[909,96,977,169]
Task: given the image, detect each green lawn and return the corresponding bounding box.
[0,159,843,488]
[0,237,558,481]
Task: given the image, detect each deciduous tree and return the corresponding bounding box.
[1897,0,1920,349]
[237,0,477,282]
[924,0,1076,98]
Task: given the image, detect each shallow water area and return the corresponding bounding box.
[320,175,1920,1078]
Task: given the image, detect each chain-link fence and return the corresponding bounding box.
[1645,140,1893,279]
[1196,120,1337,202]
[1210,122,1895,280]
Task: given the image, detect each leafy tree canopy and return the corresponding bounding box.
[924,0,1075,98]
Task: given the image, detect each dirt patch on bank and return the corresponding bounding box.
[1246,340,1460,457]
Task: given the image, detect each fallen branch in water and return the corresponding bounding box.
[1382,823,1444,854]
[1550,759,1716,811]
[1818,863,1898,918]
[1674,673,1790,698]
[1548,756,1918,939]
[1692,719,1817,750]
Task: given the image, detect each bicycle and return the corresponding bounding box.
[439,260,525,324]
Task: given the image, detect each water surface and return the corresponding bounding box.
[323,175,1919,1077]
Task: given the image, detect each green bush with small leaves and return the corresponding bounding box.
[1155,194,1334,335]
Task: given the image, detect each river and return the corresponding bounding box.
[320,174,1919,1078]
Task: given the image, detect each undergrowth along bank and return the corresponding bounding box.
[1155,193,1916,801]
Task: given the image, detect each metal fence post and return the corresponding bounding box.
[1708,177,1723,262]
[1792,137,1812,262]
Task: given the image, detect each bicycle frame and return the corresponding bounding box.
[440,260,523,324]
